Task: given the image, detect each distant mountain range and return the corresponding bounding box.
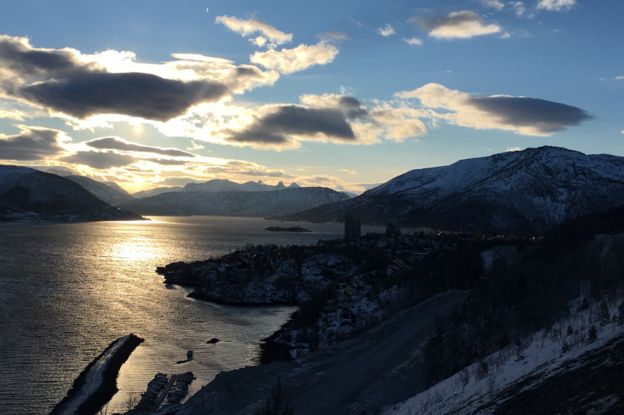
[120,186,350,217]
[132,186,182,199]
[0,166,141,222]
[131,179,301,199]
[184,179,300,193]
[285,146,624,233]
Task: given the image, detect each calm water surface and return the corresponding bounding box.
[0,216,378,415]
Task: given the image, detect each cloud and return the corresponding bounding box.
[506,146,523,152]
[411,11,502,39]
[250,42,339,74]
[404,37,423,46]
[615,76,624,81]
[18,72,228,121]
[187,140,205,151]
[225,93,426,147]
[537,0,576,11]
[0,36,275,122]
[228,105,357,145]
[396,83,591,136]
[368,106,428,141]
[512,1,527,16]
[0,35,87,81]
[215,15,293,47]
[85,137,195,157]
[377,24,396,37]
[318,31,349,42]
[0,126,68,160]
[62,150,135,169]
[483,0,504,10]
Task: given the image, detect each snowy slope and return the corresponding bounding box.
[384,297,624,415]
[288,146,624,232]
[66,175,135,206]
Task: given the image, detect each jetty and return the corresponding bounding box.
[51,334,144,415]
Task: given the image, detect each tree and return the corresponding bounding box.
[124,392,140,411]
[257,378,295,415]
[598,301,610,326]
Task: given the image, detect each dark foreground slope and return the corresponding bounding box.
[379,205,624,414]
[287,146,624,233]
[0,166,141,222]
[176,291,467,415]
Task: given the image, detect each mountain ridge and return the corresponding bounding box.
[0,165,141,222]
[285,146,624,233]
[120,186,350,217]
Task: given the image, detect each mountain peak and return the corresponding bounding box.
[287,146,624,233]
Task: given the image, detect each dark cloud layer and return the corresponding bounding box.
[0,127,65,160]
[470,96,592,133]
[18,72,227,121]
[230,104,358,144]
[0,37,85,78]
[86,137,195,157]
[0,36,229,121]
[62,151,135,169]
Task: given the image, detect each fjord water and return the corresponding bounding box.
[0,216,359,415]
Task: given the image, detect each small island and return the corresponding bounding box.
[264,226,311,233]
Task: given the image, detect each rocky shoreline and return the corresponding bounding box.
[157,231,512,361]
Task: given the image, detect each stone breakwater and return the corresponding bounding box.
[51,334,144,415]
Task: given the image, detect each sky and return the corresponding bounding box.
[0,0,622,193]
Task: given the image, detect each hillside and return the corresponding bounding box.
[120,187,350,217]
[286,146,624,233]
[0,166,141,222]
[152,204,624,415]
[65,175,135,206]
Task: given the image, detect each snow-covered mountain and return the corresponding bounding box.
[132,180,300,199]
[65,175,135,206]
[120,186,350,217]
[132,186,182,199]
[0,166,141,221]
[183,179,298,193]
[287,146,624,233]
